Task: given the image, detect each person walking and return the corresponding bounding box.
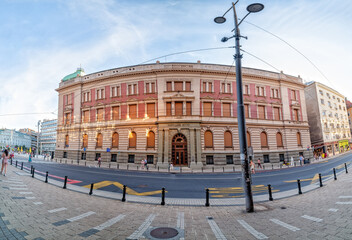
[98,157,101,168]
[299,155,304,166]
[28,153,32,163]
[257,158,262,169]
[1,149,9,176]
[141,159,145,169]
[144,159,148,170]
[250,160,255,174]
[290,156,294,166]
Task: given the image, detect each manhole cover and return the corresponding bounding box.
[150,227,179,239]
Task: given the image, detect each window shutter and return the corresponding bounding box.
[112,106,119,120]
[276,132,283,147]
[247,131,251,147]
[258,106,265,119]
[112,132,119,147]
[166,102,172,116]
[147,103,155,118]
[204,102,212,116]
[223,103,231,117]
[147,131,155,148]
[174,81,183,91]
[244,104,249,118]
[186,102,192,116]
[297,132,301,146]
[129,104,137,119]
[224,131,232,148]
[260,132,268,147]
[185,82,191,91]
[204,131,213,148]
[129,132,136,148]
[175,102,183,116]
[274,107,280,120]
[167,82,172,91]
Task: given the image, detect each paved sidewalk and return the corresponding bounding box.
[1,164,352,239]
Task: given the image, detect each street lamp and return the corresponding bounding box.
[214,1,264,213]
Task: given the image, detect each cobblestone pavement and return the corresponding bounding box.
[0,164,352,240]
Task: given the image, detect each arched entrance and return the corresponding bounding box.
[172,133,188,166]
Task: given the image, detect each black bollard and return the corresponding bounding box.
[333,168,337,180]
[345,163,348,174]
[272,164,274,170]
[10,159,12,165]
[89,183,94,195]
[127,165,129,170]
[223,167,225,172]
[85,162,86,166]
[268,184,273,201]
[45,172,48,183]
[212,167,214,173]
[205,188,210,207]
[297,179,302,194]
[109,163,111,168]
[21,162,23,170]
[161,187,165,205]
[158,166,159,172]
[122,185,126,202]
[63,176,68,189]
[233,166,235,172]
[202,167,204,173]
[117,164,119,169]
[319,173,323,187]
[16,161,18,167]
[180,167,182,173]
[32,168,35,178]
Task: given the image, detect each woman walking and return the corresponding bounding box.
[1,149,9,176]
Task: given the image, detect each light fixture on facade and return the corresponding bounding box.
[146,128,150,137]
[126,114,131,121]
[143,113,149,121]
[128,129,133,138]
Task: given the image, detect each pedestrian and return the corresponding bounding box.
[169,162,174,170]
[299,155,304,166]
[257,158,262,169]
[141,159,145,169]
[144,159,148,170]
[290,156,294,166]
[28,153,32,163]
[1,149,9,176]
[250,160,255,174]
[98,157,101,168]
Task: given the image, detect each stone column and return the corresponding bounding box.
[194,128,202,168]
[164,130,169,163]
[157,129,163,165]
[189,129,195,166]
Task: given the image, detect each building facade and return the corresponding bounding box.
[0,129,31,149]
[40,119,57,156]
[305,82,351,156]
[19,128,38,150]
[346,99,352,138]
[55,62,312,168]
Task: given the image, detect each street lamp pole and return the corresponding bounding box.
[214,1,264,213]
[37,120,41,156]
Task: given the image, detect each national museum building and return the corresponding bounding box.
[55,62,312,168]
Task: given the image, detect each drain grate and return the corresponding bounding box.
[150,227,179,239]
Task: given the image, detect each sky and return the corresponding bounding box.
[0,0,351,130]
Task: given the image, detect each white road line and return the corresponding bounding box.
[207,217,227,240]
[48,207,67,213]
[67,211,95,222]
[33,202,43,205]
[126,214,156,240]
[2,181,23,184]
[336,202,352,205]
[19,192,33,194]
[338,196,352,198]
[25,197,36,199]
[9,185,27,187]
[93,215,125,231]
[177,212,185,240]
[237,220,268,239]
[328,208,339,212]
[301,215,323,222]
[9,188,28,190]
[270,219,300,232]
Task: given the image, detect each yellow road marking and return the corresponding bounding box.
[311,173,319,184]
[83,181,165,196]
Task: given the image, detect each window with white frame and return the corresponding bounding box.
[221,82,231,93]
[202,81,213,93]
[127,83,138,95]
[111,85,121,97]
[256,86,265,96]
[244,84,250,95]
[96,88,105,100]
[64,94,72,105]
[271,88,280,98]
[82,91,91,102]
[145,82,156,94]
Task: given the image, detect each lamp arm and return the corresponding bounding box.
[238,12,251,26]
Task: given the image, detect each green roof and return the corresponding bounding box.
[62,68,85,82]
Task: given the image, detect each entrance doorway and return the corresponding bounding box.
[172,133,188,166]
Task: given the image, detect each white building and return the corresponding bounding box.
[40,119,57,156]
[0,129,31,149]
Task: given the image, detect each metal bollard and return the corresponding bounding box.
[122,185,126,202]
[223,167,225,172]
[202,167,204,173]
[345,163,348,174]
[21,162,23,170]
[263,165,265,170]
[297,179,302,194]
[117,164,119,169]
[89,183,94,195]
[212,167,214,173]
[127,165,129,170]
[268,184,273,201]
[11,159,12,165]
[158,166,159,172]
[16,161,18,167]
[32,168,35,178]
[333,168,337,180]
[161,187,165,205]
[180,167,182,173]
[45,172,48,183]
[319,173,323,187]
[272,164,273,170]
[109,163,111,168]
[233,166,235,172]
[31,165,33,174]
[85,162,86,166]
[63,176,68,189]
[205,188,210,207]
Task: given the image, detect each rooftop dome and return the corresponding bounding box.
[61,67,85,82]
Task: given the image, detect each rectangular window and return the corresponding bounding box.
[321,99,324,104]
[111,86,120,97]
[112,106,120,120]
[128,84,137,95]
[83,110,89,123]
[244,104,249,118]
[294,109,299,121]
[279,154,285,162]
[258,106,265,119]
[271,88,279,98]
[97,108,104,122]
[96,89,105,99]
[166,102,172,116]
[147,155,154,164]
[273,107,280,120]
[81,153,86,160]
[65,113,71,125]
[208,82,212,92]
[128,85,132,95]
[82,91,90,102]
[226,155,233,164]
[63,152,67,158]
[151,82,155,93]
[263,154,270,163]
[203,82,207,92]
[147,103,155,118]
[133,84,137,95]
[128,154,135,163]
[129,104,137,119]
[65,94,72,105]
[167,82,172,91]
[244,85,250,95]
[223,103,231,117]
[174,81,183,91]
[203,102,212,116]
[206,155,214,165]
[256,86,265,96]
[175,102,183,116]
[111,154,117,162]
[186,102,192,116]
[227,83,231,93]
[145,83,150,93]
[291,90,297,100]
[185,81,191,91]
[95,153,101,161]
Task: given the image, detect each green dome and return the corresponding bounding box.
[62,68,85,82]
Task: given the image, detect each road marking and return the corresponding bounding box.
[25,197,36,199]
[237,220,268,239]
[270,219,300,231]
[285,175,329,183]
[209,185,278,198]
[9,185,27,187]
[33,202,43,205]
[328,208,338,212]
[177,212,185,229]
[19,192,33,194]
[9,187,28,190]
[301,215,323,222]
[336,202,352,205]
[310,174,320,184]
[83,181,165,196]
[1,180,23,184]
[338,196,352,198]
[53,211,95,226]
[126,214,156,240]
[207,217,227,240]
[48,207,67,213]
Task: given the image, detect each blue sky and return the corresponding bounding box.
[0,0,351,129]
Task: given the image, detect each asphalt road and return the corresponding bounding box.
[12,152,352,199]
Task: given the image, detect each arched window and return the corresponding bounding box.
[82,134,88,148]
[204,130,213,148]
[276,132,283,147]
[297,132,302,146]
[224,131,232,148]
[96,133,103,148]
[65,135,69,147]
[260,131,268,148]
[112,132,119,148]
[247,131,251,147]
[129,132,136,148]
[147,131,155,148]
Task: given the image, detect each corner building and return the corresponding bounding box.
[55,62,312,168]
